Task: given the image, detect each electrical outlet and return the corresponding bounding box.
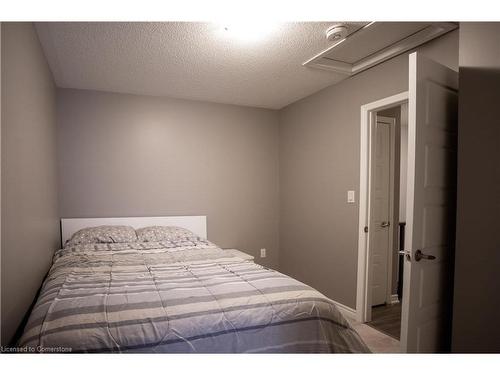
[260,248,267,258]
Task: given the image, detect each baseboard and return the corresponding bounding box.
[331,300,357,321]
[389,294,400,304]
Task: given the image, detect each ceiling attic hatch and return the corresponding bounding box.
[303,22,458,76]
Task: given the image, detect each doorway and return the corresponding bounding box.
[355,91,408,352]
[356,92,408,332]
[357,53,458,353]
[365,104,408,341]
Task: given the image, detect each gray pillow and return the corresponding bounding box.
[136,226,196,242]
[66,225,138,246]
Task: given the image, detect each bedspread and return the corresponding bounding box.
[18,238,369,353]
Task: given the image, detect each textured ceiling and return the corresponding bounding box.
[35,22,361,109]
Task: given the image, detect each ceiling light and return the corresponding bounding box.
[217,21,280,43]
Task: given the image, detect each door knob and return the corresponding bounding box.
[414,249,436,262]
[381,221,390,228]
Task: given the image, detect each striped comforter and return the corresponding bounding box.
[18,238,369,353]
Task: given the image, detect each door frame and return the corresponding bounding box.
[356,91,408,323]
[371,115,397,308]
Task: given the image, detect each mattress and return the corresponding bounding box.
[18,237,369,353]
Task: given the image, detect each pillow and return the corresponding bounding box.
[66,225,138,246]
[136,226,196,242]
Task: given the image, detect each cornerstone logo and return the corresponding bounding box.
[1,345,72,353]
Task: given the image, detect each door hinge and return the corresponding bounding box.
[364,226,368,233]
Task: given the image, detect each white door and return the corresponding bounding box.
[369,116,395,307]
[400,52,458,353]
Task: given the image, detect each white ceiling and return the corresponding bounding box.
[35,22,361,109]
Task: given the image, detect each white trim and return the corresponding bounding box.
[357,91,409,323]
[401,52,418,351]
[374,115,397,308]
[331,300,357,321]
[390,294,400,305]
[303,22,457,76]
[61,215,207,244]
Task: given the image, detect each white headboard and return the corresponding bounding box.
[61,215,207,244]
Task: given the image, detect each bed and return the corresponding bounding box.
[18,216,369,353]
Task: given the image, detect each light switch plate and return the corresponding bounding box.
[347,190,355,203]
[260,248,267,258]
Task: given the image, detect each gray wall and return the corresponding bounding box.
[279,30,458,308]
[1,23,60,345]
[452,23,500,353]
[57,89,280,268]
